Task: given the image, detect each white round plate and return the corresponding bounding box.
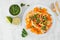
[22,4,56,38]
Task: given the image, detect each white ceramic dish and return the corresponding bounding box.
[9,4,22,17]
[22,4,56,37]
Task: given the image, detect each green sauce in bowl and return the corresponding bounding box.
[9,4,20,16]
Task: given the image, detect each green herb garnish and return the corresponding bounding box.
[20,3,25,7]
[27,5,30,6]
[41,25,46,30]
[42,16,47,21]
[21,29,28,37]
[30,14,38,21]
[33,14,38,19]
[36,18,40,24]
[43,21,47,25]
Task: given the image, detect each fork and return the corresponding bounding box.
[50,1,60,21]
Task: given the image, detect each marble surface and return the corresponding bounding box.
[0,0,60,40]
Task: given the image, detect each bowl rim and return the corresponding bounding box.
[22,4,56,37]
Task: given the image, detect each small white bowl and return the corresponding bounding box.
[9,4,22,17]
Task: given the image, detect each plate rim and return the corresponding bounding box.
[22,4,56,37]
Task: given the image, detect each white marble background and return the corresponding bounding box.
[0,0,60,40]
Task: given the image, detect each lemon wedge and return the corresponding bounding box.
[6,16,12,23]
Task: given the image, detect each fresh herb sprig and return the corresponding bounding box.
[20,3,30,7]
[21,28,28,37]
